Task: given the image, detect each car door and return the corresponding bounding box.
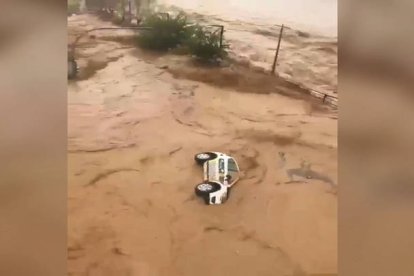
[208,158,225,183]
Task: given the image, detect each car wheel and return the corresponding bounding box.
[194,182,221,204]
[195,182,214,196]
[194,152,216,165]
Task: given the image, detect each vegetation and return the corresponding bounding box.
[111,14,124,25]
[137,12,190,51]
[186,24,228,62]
[105,0,121,25]
[137,12,228,63]
[68,0,80,15]
[81,1,228,63]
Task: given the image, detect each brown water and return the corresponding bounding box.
[68,14,337,276]
[158,0,337,36]
[156,0,338,97]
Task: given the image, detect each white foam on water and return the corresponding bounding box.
[158,0,337,37]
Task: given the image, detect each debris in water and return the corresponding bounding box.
[168,146,183,156]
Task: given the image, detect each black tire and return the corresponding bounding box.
[68,59,78,80]
[194,182,221,205]
[194,152,217,165]
[195,182,219,196]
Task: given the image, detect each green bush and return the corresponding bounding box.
[186,25,228,62]
[137,12,190,51]
[137,12,228,63]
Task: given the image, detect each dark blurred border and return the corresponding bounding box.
[340,0,414,275]
[0,1,67,275]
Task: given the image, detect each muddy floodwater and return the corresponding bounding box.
[158,0,337,36]
[68,14,337,276]
[156,0,338,97]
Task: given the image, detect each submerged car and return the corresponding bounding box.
[194,152,240,205]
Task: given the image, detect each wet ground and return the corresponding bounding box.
[68,14,337,276]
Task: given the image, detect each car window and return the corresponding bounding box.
[227,158,238,172]
[218,158,225,174]
[226,158,239,185]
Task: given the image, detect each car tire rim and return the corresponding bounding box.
[197,153,210,160]
[198,183,213,192]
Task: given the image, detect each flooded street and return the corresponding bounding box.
[68,14,337,276]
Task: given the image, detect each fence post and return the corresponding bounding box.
[271,24,284,74]
[219,25,224,48]
[210,25,225,48]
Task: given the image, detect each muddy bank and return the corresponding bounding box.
[68,14,337,276]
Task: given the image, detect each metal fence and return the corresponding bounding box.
[221,23,337,108]
[269,24,338,108]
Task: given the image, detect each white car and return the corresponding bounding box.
[194,152,241,205]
